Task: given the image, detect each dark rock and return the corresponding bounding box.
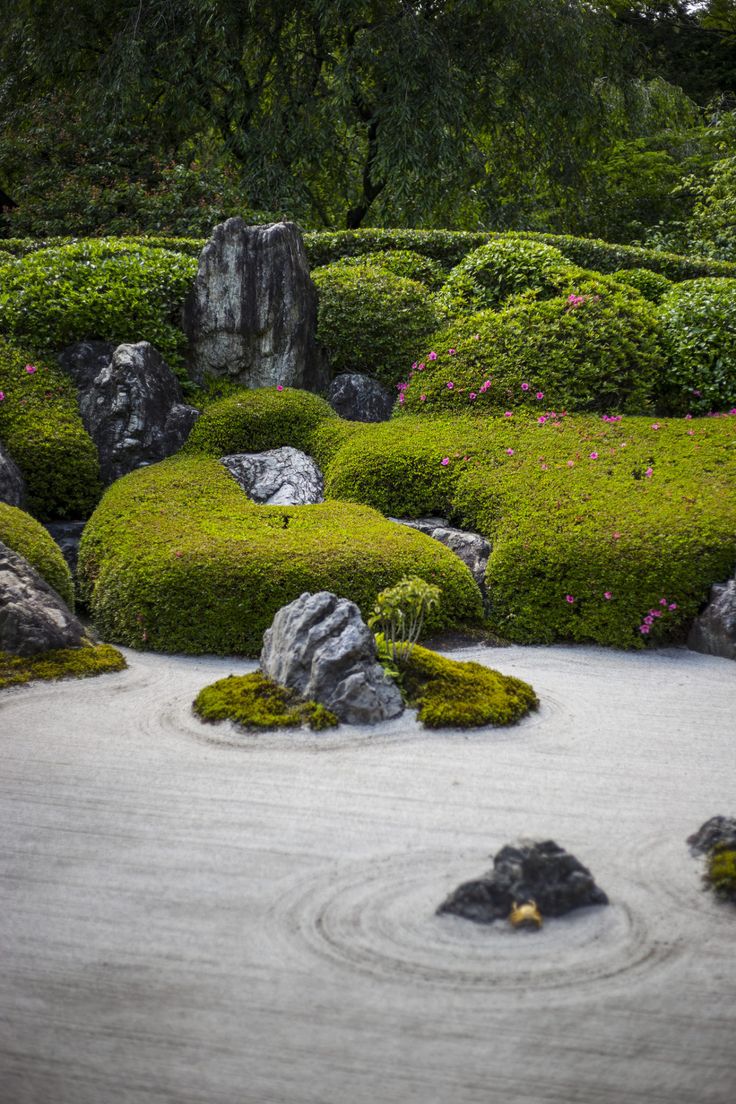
[184,219,325,391]
[687,816,736,855]
[688,577,736,661]
[437,839,608,925]
[0,441,25,507]
[328,372,395,422]
[261,591,404,725]
[78,342,199,483]
[0,540,86,656]
[391,517,491,593]
[220,447,324,506]
[43,521,86,577]
[58,341,115,390]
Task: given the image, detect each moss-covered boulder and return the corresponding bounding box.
[0,502,75,607]
[78,455,484,656]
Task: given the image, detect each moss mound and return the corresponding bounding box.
[438,237,572,314]
[78,455,483,656]
[398,279,663,417]
[332,250,447,290]
[312,262,443,387]
[321,412,736,649]
[0,642,126,690]
[0,503,75,607]
[399,644,537,728]
[659,278,736,415]
[193,671,338,732]
[0,239,197,370]
[0,337,102,520]
[705,845,736,903]
[184,387,336,456]
[611,267,672,304]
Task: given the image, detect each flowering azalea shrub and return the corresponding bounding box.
[398,277,664,417]
[78,455,483,655]
[658,278,736,414]
[312,262,443,387]
[321,412,736,649]
[329,250,447,290]
[437,237,572,315]
[0,337,101,519]
[184,386,337,456]
[611,267,672,304]
[0,239,197,370]
[0,502,75,607]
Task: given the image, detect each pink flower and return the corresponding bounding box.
[565,595,575,604]
[398,394,405,405]
[589,452,598,460]
[504,411,513,418]
[685,413,692,421]
[536,391,544,400]
[640,625,650,634]
[521,382,530,392]
[644,466,653,478]
[446,381,454,390]
[420,394,427,403]
[469,392,477,401]
[540,463,548,470]
[612,531,621,540]
[604,591,612,600]
[448,348,456,356]
[24,364,36,374]
[428,351,437,361]
[659,598,667,606]
[0,391,4,402]
[687,429,695,436]
[669,603,678,611]
[650,423,660,431]
[505,448,515,456]
[538,416,547,425]
[440,457,449,466]
[411,362,418,370]
[474,333,480,340]
[418,363,425,371]
[276,384,284,392]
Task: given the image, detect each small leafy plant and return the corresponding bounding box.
[368,575,441,662]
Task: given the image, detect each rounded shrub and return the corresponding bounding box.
[0,502,75,607]
[658,278,736,414]
[78,455,484,655]
[184,386,337,456]
[399,278,664,416]
[312,262,443,388]
[0,337,102,520]
[437,237,572,315]
[0,239,197,369]
[0,249,14,266]
[611,267,672,304]
[332,250,447,290]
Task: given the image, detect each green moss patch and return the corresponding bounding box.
[193,672,338,732]
[78,455,483,656]
[0,336,102,520]
[0,503,75,607]
[0,642,126,691]
[184,386,336,456]
[705,845,736,904]
[399,644,537,728]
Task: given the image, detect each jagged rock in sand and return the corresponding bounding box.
[687,816,736,855]
[220,447,324,505]
[0,540,86,656]
[261,591,404,725]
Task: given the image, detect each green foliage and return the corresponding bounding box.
[658,278,736,413]
[368,576,441,662]
[686,111,736,261]
[329,250,447,289]
[321,411,736,649]
[0,250,13,265]
[516,231,736,281]
[0,337,101,520]
[705,845,736,903]
[184,387,336,456]
[612,267,673,303]
[0,240,197,369]
[77,454,483,656]
[193,671,338,732]
[399,279,664,416]
[0,502,75,607]
[398,643,538,728]
[304,229,493,268]
[313,262,443,387]
[438,238,572,314]
[0,642,126,690]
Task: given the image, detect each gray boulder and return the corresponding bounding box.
[688,576,736,661]
[0,441,25,507]
[328,372,395,422]
[44,521,86,577]
[220,447,324,505]
[184,219,324,390]
[58,341,115,390]
[0,540,86,656]
[391,517,491,593]
[687,816,736,855]
[78,342,200,484]
[261,591,404,725]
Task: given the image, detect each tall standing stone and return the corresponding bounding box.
[184,219,323,390]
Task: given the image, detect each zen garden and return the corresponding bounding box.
[0,3,735,1103]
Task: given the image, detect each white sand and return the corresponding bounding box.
[0,643,734,1104]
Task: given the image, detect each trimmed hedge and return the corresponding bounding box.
[0,240,197,369]
[320,412,736,649]
[313,262,443,387]
[0,502,75,607]
[438,238,572,314]
[516,231,736,282]
[611,267,672,304]
[184,386,337,456]
[0,643,126,691]
[330,249,447,289]
[78,455,484,656]
[398,278,664,417]
[0,337,102,520]
[658,279,736,415]
[304,229,492,269]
